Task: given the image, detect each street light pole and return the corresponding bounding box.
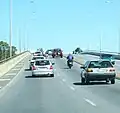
[100,31,102,58]
[19,30,21,53]
[9,0,12,58]
[119,29,120,54]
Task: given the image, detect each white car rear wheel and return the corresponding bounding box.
[51,74,54,77]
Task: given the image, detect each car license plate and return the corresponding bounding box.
[39,67,47,69]
[98,70,105,72]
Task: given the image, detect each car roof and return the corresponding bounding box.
[34,59,51,62]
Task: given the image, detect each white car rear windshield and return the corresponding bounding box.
[35,60,50,66]
[89,61,113,68]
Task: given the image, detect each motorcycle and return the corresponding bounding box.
[67,60,73,69]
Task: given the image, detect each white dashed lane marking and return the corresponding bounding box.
[69,86,75,91]
[84,98,96,107]
[62,79,66,82]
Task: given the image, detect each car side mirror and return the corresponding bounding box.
[111,61,115,65]
[52,62,55,65]
[80,66,86,69]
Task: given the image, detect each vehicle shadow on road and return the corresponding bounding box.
[24,69,31,71]
[73,82,110,86]
[25,75,53,78]
[61,67,70,69]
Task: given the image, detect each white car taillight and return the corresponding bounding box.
[32,66,36,70]
[50,65,53,70]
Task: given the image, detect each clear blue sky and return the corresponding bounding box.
[0,0,120,52]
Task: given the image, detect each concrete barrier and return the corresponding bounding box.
[0,52,31,77]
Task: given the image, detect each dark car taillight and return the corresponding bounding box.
[109,69,115,72]
[60,52,63,55]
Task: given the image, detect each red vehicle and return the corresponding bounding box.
[52,48,63,58]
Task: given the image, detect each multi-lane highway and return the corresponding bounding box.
[0,56,120,113]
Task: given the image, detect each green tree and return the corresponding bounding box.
[0,41,17,60]
[74,47,83,54]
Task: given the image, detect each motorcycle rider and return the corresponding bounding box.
[67,53,74,65]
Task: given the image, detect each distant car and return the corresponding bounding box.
[45,50,53,55]
[31,59,55,77]
[80,60,116,84]
[52,48,63,58]
[29,56,46,70]
[33,51,43,56]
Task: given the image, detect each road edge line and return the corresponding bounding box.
[0,55,30,98]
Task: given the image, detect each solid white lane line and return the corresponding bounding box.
[0,79,11,81]
[12,68,20,71]
[5,73,16,75]
[84,98,96,107]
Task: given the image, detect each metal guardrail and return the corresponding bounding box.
[0,51,29,64]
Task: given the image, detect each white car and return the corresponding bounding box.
[33,51,43,56]
[80,60,116,84]
[31,59,55,77]
[29,56,46,70]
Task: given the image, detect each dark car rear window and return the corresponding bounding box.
[32,57,44,60]
[35,52,41,54]
[100,54,113,59]
[88,61,100,68]
[35,60,50,66]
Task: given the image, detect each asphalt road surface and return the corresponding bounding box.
[0,57,120,113]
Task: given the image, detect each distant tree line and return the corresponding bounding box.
[0,41,17,60]
[73,47,83,54]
